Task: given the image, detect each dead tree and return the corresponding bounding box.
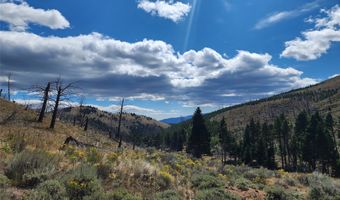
[0,89,2,97]
[84,117,89,131]
[117,98,124,148]
[50,79,77,129]
[38,82,50,122]
[7,73,11,101]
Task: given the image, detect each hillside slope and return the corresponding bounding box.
[201,76,340,134]
[1,98,340,200]
[59,106,169,138]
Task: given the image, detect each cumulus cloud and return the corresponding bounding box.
[137,0,191,22]
[255,1,320,30]
[0,2,70,31]
[0,30,317,106]
[281,5,340,61]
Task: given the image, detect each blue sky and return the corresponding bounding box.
[0,0,339,120]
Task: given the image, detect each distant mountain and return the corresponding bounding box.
[161,115,192,124]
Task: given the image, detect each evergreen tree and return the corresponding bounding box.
[242,124,253,165]
[303,112,322,171]
[187,107,211,158]
[291,111,308,171]
[219,117,236,163]
[323,113,339,175]
[266,124,276,169]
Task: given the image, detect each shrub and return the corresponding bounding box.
[265,186,302,200]
[5,149,59,187]
[276,176,297,188]
[0,174,10,188]
[63,163,103,200]
[86,147,102,164]
[157,171,174,189]
[0,189,11,200]
[191,174,224,190]
[25,180,67,200]
[105,188,142,200]
[307,173,340,200]
[230,177,254,191]
[194,188,241,200]
[155,190,181,200]
[96,163,112,180]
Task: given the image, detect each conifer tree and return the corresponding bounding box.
[291,111,308,171]
[242,125,253,164]
[187,107,211,158]
[219,117,236,163]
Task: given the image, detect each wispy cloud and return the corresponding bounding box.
[254,1,320,30]
[0,1,70,31]
[137,0,191,23]
[281,5,340,61]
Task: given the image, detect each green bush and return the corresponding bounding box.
[96,163,112,180]
[63,163,103,200]
[155,190,181,200]
[230,177,255,191]
[194,188,240,200]
[191,174,224,190]
[265,186,302,200]
[5,149,59,187]
[85,147,101,164]
[105,188,142,200]
[25,180,67,200]
[298,172,340,200]
[0,189,11,200]
[0,174,10,188]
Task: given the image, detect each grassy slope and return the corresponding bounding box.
[1,99,340,200]
[59,106,169,136]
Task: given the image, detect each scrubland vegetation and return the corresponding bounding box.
[0,77,339,199]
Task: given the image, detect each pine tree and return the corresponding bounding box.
[187,107,211,158]
[242,125,253,164]
[303,112,322,171]
[291,111,308,171]
[219,117,236,163]
[266,124,276,169]
[323,113,339,175]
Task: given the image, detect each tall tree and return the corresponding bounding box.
[242,124,253,165]
[274,114,285,169]
[50,79,77,129]
[303,112,322,171]
[291,111,308,171]
[7,73,11,101]
[38,82,50,122]
[117,98,124,148]
[187,107,210,158]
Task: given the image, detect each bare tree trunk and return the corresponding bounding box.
[38,82,50,122]
[0,89,2,97]
[50,86,61,129]
[117,98,124,148]
[7,73,11,101]
[84,117,88,131]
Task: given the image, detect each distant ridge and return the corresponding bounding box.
[161,115,192,124]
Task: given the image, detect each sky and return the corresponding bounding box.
[0,0,339,120]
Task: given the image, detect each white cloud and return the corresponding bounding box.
[328,74,339,79]
[0,30,317,107]
[137,0,191,22]
[255,1,320,29]
[281,5,340,61]
[0,2,70,31]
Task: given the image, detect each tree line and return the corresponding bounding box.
[157,107,340,177]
